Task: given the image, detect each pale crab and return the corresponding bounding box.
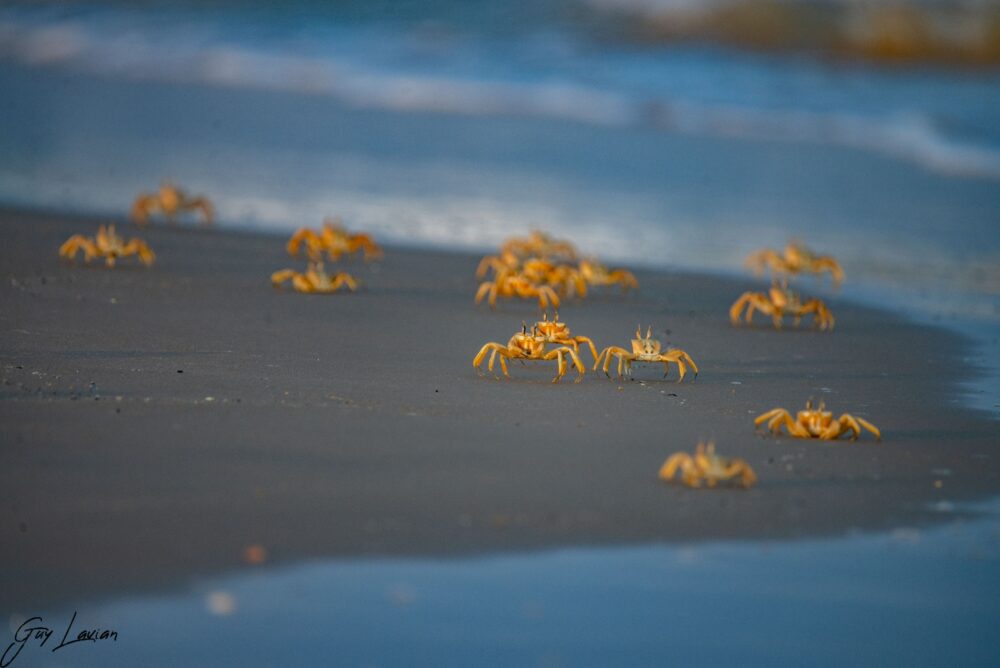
[746,241,844,286]
[593,326,699,382]
[286,218,382,262]
[271,261,358,294]
[659,442,757,489]
[730,281,835,330]
[59,224,155,267]
[473,323,586,383]
[500,230,578,262]
[578,259,638,293]
[532,313,599,364]
[131,182,213,226]
[755,400,881,441]
[475,268,561,311]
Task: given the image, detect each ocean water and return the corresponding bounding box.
[5,499,1000,667]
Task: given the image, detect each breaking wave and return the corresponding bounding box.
[2,8,1000,181]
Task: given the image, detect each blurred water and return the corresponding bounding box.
[5,499,1000,667]
[3,1,1000,176]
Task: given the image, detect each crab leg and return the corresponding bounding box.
[755,408,809,437]
[123,239,156,266]
[488,348,512,380]
[856,416,881,440]
[537,285,560,311]
[270,269,297,287]
[348,233,382,260]
[675,350,699,376]
[473,342,507,375]
[59,236,99,263]
[608,269,638,292]
[287,228,320,257]
[573,336,599,364]
[820,420,846,440]
[724,462,758,488]
[814,258,844,285]
[498,353,510,378]
[292,274,314,293]
[660,350,698,382]
[565,346,586,382]
[658,453,692,483]
[183,196,214,225]
[839,413,881,441]
[729,293,754,325]
[329,274,358,292]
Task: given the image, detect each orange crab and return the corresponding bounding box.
[730,281,834,330]
[59,224,155,267]
[473,323,585,383]
[131,182,213,226]
[476,251,521,279]
[477,254,587,298]
[532,313,599,364]
[286,218,382,262]
[594,326,698,382]
[578,259,638,293]
[522,259,588,298]
[746,241,844,286]
[475,268,561,311]
[659,442,757,489]
[755,400,881,441]
[271,261,358,294]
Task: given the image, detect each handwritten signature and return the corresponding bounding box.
[1,612,118,667]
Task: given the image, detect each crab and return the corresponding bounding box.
[475,268,561,311]
[593,326,698,382]
[730,281,834,330]
[522,259,588,298]
[477,255,587,299]
[755,400,881,441]
[476,251,521,279]
[286,218,382,262]
[746,241,844,286]
[659,442,757,489]
[578,259,638,293]
[271,261,358,294]
[500,231,577,262]
[131,183,213,226]
[59,224,155,267]
[473,323,586,383]
[532,313,599,364]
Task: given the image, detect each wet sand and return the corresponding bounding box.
[1,208,997,611]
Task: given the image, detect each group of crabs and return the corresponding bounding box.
[270,219,382,293]
[58,192,880,491]
[473,234,880,490]
[57,182,383,292]
[475,231,638,311]
[58,182,214,267]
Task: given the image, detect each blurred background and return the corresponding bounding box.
[1,1,998,331]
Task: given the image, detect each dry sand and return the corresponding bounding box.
[1,208,997,611]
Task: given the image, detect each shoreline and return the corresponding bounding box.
[2,206,998,612]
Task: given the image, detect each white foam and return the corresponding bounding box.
[2,12,999,181]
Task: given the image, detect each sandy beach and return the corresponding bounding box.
[2,207,997,613]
